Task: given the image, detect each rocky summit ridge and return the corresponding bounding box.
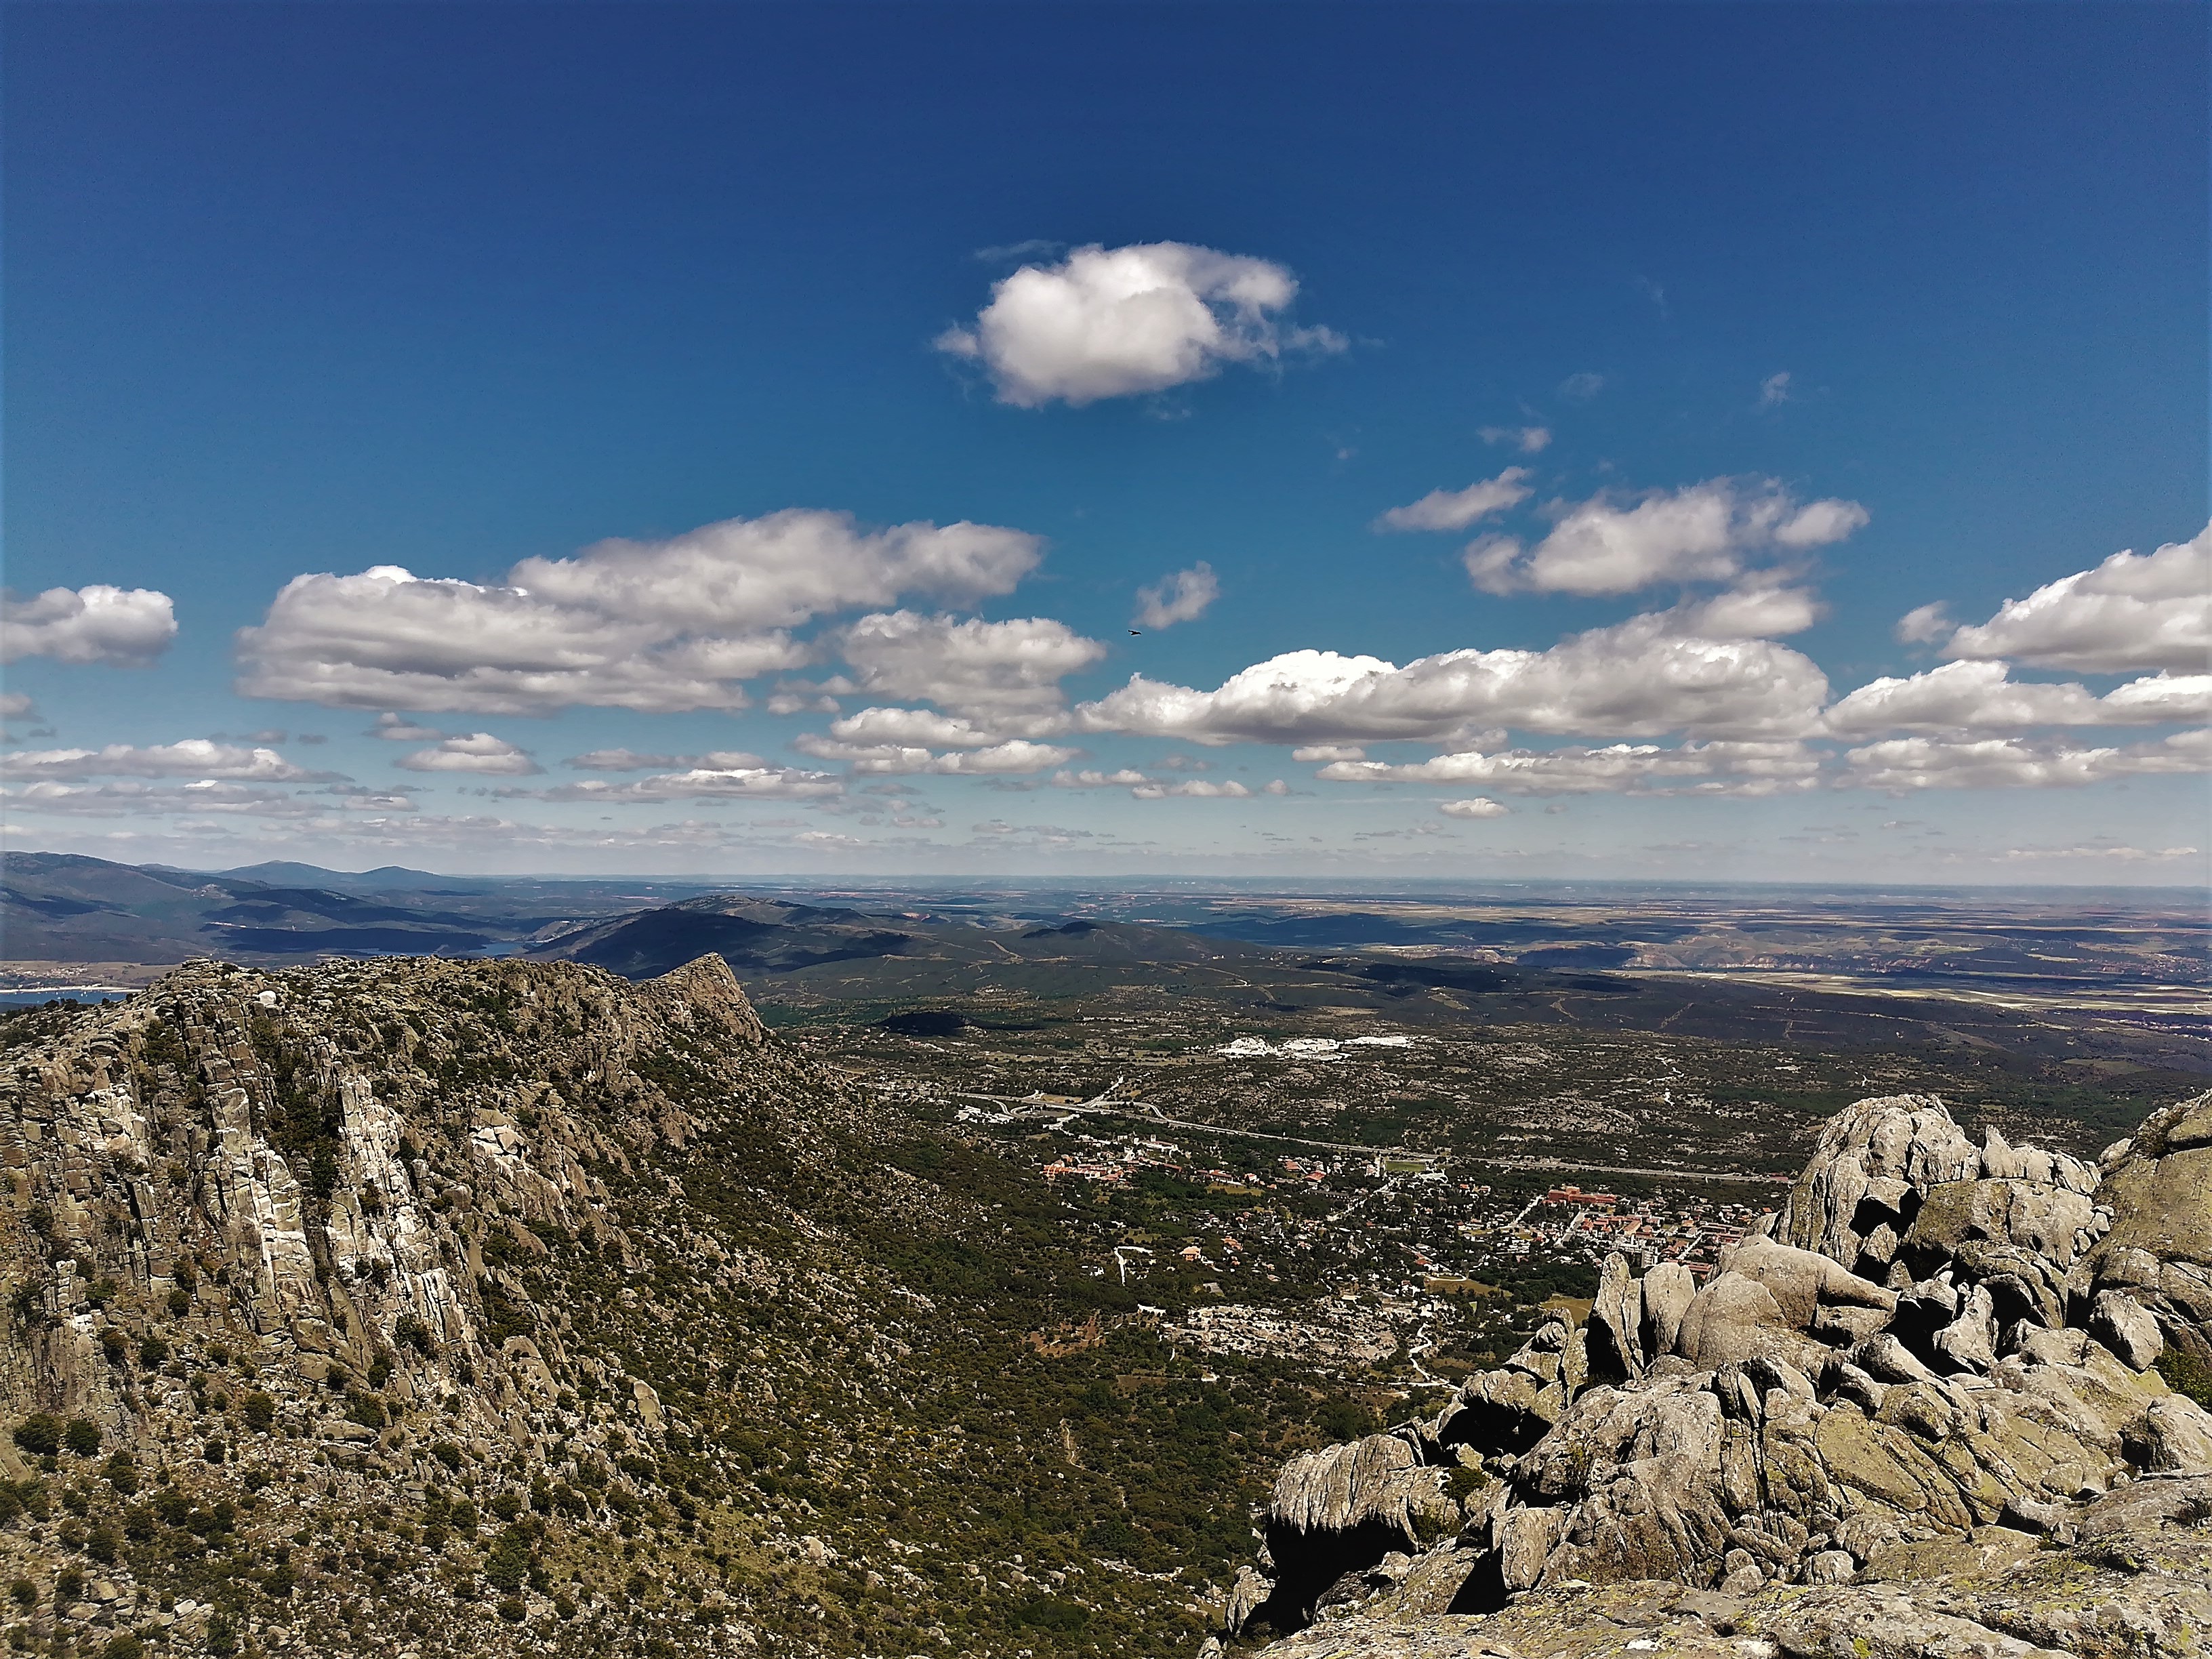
[1212,1089,2212,1659]
[1,952,1269,1658]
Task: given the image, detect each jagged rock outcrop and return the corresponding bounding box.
[1241,1474,2212,1659]
[2,954,1188,1658]
[2089,1090,2212,1368]
[1217,1090,2212,1656]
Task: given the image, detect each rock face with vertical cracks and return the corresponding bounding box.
[1215,1090,2212,1656]
[0,952,1090,1656]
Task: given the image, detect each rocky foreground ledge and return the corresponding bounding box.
[1208,1091,2212,1658]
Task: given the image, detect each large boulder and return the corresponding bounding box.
[1781,1094,1980,1271]
[2090,1089,2212,1365]
[1674,1237,1894,1371]
[1218,1086,2212,1650]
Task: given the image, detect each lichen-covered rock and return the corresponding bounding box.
[1674,1237,1893,1371]
[1221,1090,2212,1657]
[2090,1088,2212,1364]
[1271,1433,1456,1540]
[1237,1476,2212,1659]
[1781,1093,1980,1271]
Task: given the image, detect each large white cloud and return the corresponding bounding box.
[1374,469,1532,533]
[1826,660,2212,737]
[514,510,1040,633]
[1843,731,2209,792]
[1939,523,2210,674]
[834,611,1107,729]
[2,585,177,666]
[1462,478,1867,596]
[393,734,542,775]
[1075,611,1830,745]
[1,739,318,781]
[1318,739,1820,797]
[234,510,1042,714]
[935,241,1343,407]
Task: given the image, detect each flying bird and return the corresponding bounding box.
[1129,629,1142,636]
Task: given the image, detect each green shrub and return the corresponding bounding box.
[53,1567,83,1607]
[138,1334,168,1366]
[83,1521,119,1563]
[2156,1347,2212,1409]
[241,1393,276,1433]
[165,1288,190,1317]
[430,1441,463,1473]
[344,1393,386,1431]
[495,1595,525,1624]
[487,1491,522,1521]
[10,1416,60,1458]
[102,1634,145,1659]
[102,1454,138,1496]
[62,1418,100,1456]
[99,1329,129,1366]
[483,1525,533,1592]
[6,1580,31,1607]
[1013,1597,1089,1632]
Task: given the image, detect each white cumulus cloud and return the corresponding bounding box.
[1825,661,2212,737]
[1131,779,1250,800]
[2,739,318,781]
[1463,478,1867,596]
[1376,468,1534,533]
[1940,523,2209,674]
[834,611,1107,731]
[1076,611,1830,746]
[790,737,1077,775]
[1439,797,1509,818]
[935,241,1343,407]
[1843,731,2210,792]
[394,734,541,775]
[1894,602,1953,644]
[234,510,1042,714]
[1134,563,1219,630]
[1318,740,1820,798]
[2,585,178,666]
[1051,769,1153,789]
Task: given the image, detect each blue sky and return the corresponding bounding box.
[4,2,2206,880]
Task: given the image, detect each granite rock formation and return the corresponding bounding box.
[1217,1091,2212,1656]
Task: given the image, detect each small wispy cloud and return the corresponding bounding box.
[1479,424,1552,454]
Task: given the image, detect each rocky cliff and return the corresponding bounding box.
[1211,1090,2212,1658]
[0,954,1245,1658]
